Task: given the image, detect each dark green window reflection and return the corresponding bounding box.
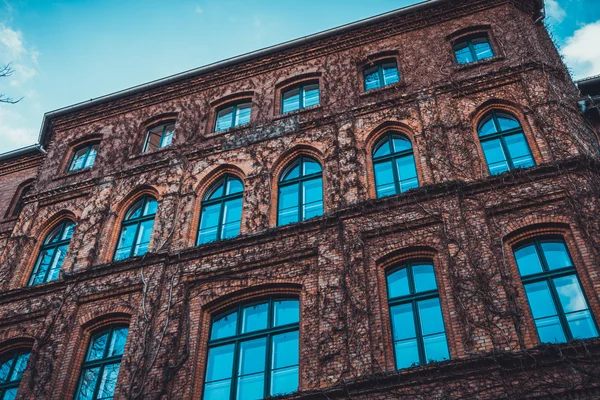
[514,237,598,343]
[277,156,323,226]
[282,83,320,114]
[364,60,400,91]
[387,261,449,369]
[453,35,494,64]
[0,350,30,400]
[75,327,128,400]
[372,132,418,198]
[203,298,300,400]
[478,111,535,175]
[69,144,99,172]
[198,175,244,245]
[114,196,157,261]
[29,220,75,286]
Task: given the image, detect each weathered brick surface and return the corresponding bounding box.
[1,0,600,398]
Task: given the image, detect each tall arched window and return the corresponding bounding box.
[277,156,323,226]
[75,326,128,400]
[29,220,75,286]
[0,349,30,399]
[198,175,244,245]
[386,261,449,369]
[372,132,419,198]
[114,196,157,261]
[513,237,598,343]
[478,111,535,175]
[203,298,300,400]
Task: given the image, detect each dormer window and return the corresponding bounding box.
[68,144,98,172]
[215,102,252,132]
[363,60,400,91]
[143,122,175,152]
[282,83,320,114]
[453,35,494,64]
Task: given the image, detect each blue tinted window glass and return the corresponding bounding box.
[272,331,299,369]
[207,183,225,200]
[478,117,497,136]
[70,147,90,171]
[395,339,420,369]
[238,338,266,376]
[125,200,143,220]
[396,155,418,192]
[77,367,100,400]
[472,37,494,60]
[504,133,534,169]
[235,103,252,127]
[374,161,396,198]
[382,63,400,86]
[392,136,412,153]
[96,362,120,399]
[413,264,437,293]
[133,219,154,257]
[302,178,323,220]
[211,311,238,340]
[454,42,473,64]
[541,241,572,270]
[242,303,269,334]
[226,178,244,195]
[108,328,128,357]
[199,204,221,244]
[9,353,29,381]
[303,84,320,108]
[0,357,11,383]
[278,184,300,226]
[271,366,298,396]
[215,106,234,132]
[373,139,391,158]
[273,300,300,327]
[364,66,380,91]
[143,199,158,216]
[418,298,446,336]
[237,373,264,400]
[423,333,449,363]
[554,275,588,313]
[514,244,543,276]
[566,310,598,340]
[536,316,567,343]
[496,113,521,131]
[282,162,300,181]
[204,380,231,400]
[481,139,509,175]
[525,281,558,319]
[206,344,235,382]
[282,88,300,114]
[302,159,322,175]
[387,268,410,298]
[390,303,416,341]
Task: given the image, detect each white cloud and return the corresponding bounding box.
[0,106,39,153]
[546,0,566,23]
[0,24,38,86]
[562,21,600,80]
[195,6,203,14]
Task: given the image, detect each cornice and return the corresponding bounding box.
[0,154,44,177]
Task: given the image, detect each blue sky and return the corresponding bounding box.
[1,0,599,154]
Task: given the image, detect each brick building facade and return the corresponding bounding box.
[1,0,600,399]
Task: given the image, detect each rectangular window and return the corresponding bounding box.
[282,84,320,114]
[215,102,252,132]
[364,60,400,91]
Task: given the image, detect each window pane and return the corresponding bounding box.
[238,338,266,376]
[0,356,13,382]
[236,373,264,400]
[272,331,299,369]
[235,103,252,126]
[364,67,380,91]
[566,310,598,339]
[413,264,437,293]
[84,146,98,169]
[302,178,323,220]
[418,298,445,336]
[302,159,322,175]
[30,249,53,285]
[242,302,269,333]
[207,182,225,200]
[387,268,410,298]
[223,198,242,225]
[273,300,300,327]
[524,281,558,319]
[270,366,298,396]
[10,353,29,380]
[76,367,100,400]
[133,219,155,257]
[108,328,128,357]
[396,155,418,192]
[390,303,416,341]
[541,241,572,270]
[96,362,120,399]
[204,380,231,400]
[47,244,67,282]
[382,63,399,86]
[70,147,89,171]
[496,113,521,131]
[281,162,300,181]
[514,244,543,276]
[206,344,235,382]
[143,199,158,216]
[226,178,244,195]
[536,316,566,343]
[392,136,412,153]
[282,88,300,114]
[200,203,221,230]
[216,106,234,132]
[374,161,396,198]
[303,84,320,108]
[125,200,143,220]
[395,339,420,369]
[211,311,238,340]
[87,332,109,361]
[481,139,509,175]
[144,129,162,152]
[454,43,474,64]
[278,184,299,226]
[161,127,174,148]
[373,138,391,158]
[423,333,449,363]
[554,275,588,313]
[473,40,494,60]
[478,117,497,136]
[2,388,18,400]
[504,133,534,169]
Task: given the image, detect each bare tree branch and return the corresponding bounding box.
[0,63,24,104]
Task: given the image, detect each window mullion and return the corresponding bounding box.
[412,300,426,365]
[264,333,272,398]
[547,277,572,341]
[499,135,515,170]
[299,87,304,109]
[231,105,238,129]
[217,200,226,241]
[130,220,143,259]
[42,245,59,283]
[378,66,384,88]
[468,41,476,61]
[91,364,106,400]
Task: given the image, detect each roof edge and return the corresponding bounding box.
[0,144,44,163]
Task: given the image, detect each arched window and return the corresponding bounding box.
[215,102,252,132]
[143,122,175,152]
[29,220,75,286]
[478,111,535,175]
[75,326,128,400]
[513,237,598,343]
[0,349,30,399]
[203,298,300,400]
[114,196,157,261]
[386,261,449,369]
[69,144,99,172]
[372,132,419,198]
[277,156,323,226]
[198,175,244,245]
[453,34,494,64]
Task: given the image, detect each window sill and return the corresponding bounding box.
[359,81,406,98]
[128,145,174,161]
[454,56,504,72]
[52,167,92,182]
[205,123,252,139]
[273,105,322,121]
